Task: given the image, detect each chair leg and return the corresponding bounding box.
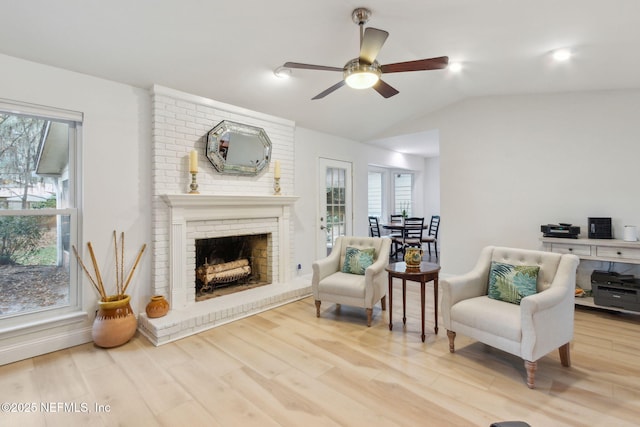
[315,300,321,318]
[447,330,456,353]
[558,342,571,367]
[524,360,537,389]
[381,295,387,311]
[366,308,373,327]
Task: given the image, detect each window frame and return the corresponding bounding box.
[0,98,84,333]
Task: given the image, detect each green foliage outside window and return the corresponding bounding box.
[0,216,45,265]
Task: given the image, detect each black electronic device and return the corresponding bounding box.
[591,270,640,312]
[588,217,612,239]
[540,224,580,238]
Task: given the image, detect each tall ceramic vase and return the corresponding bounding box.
[92,294,137,348]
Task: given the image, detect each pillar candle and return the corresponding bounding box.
[189,150,198,173]
[274,160,281,178]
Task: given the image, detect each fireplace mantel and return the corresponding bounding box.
[161,194,298,209]
[162,193,299,311]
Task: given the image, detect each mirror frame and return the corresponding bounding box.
[205,120,272,175]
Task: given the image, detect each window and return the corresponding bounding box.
[367,171,383,218]
[325,166,347,248]
[394,173,413,216]
[0,100,81,325]
[367,168,415,222]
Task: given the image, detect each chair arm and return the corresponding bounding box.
[520,284,568,315]
[521,253,579,313]
[441,269,488,304]
[364,239,391,279]
[312,250,341,284]
[520,253,579,361]
[363,239,391,307]
[441,246,494,306]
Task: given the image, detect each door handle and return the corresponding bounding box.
[320,225,326,230]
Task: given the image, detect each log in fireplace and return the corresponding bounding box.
[194,233,270,300]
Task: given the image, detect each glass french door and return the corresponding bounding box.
[318,158,352,257]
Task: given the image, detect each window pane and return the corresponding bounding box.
[0,214,71,317]
[0,115,69,210]
[368,171,382,218]
[325,167,347,247]
[394,173,413,216]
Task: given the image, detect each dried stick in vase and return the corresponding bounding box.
[87,242,107,300]
[72,245,106,300]
[122,244,147,295]
[113,231,120,295]
[120,231,125,296]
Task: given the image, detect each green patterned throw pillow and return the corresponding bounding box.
[488,261,540,305]
[342,246,376,275]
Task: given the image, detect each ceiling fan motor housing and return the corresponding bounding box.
[351,8,371,25]
[344,58,381,89]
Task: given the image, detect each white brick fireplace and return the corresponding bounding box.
[139,85,310,345]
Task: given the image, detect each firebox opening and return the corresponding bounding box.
[195,233,271,301]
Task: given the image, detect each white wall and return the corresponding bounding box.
[0,53,424,362]
[293,127,425,275]
[411,90,640,275]
[0,53,151,363]
[423,156,441,219]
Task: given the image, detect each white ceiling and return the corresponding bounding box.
[2,1,640,158]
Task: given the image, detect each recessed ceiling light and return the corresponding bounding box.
[273,66,292,79]
[448,62,462,72]
[552,48,572,61]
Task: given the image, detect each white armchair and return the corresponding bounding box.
[312,236,391,326]
[441,246,579,388]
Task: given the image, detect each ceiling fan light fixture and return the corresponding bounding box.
[448,62,462,72]
[273,66,292,79]
[344,59,381,89]
[552,48,572,61]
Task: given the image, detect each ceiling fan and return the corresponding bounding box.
[283,7,449,100]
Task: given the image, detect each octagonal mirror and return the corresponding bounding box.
[205,120,272,175]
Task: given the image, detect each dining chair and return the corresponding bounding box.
[391,217,424,259]
[390,214,403,224]
[421,215,440,258]
[368,216,382,237]
[387,215,404,258]
[402,217,425,248]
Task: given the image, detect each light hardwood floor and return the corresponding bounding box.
[1,279,640,426]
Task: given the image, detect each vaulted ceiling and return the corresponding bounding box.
[2,1,639,157]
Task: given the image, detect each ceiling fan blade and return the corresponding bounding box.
[373,79,399,98]
[283,62,343,72]
[359,27,389,64]
[381,56,449,73]
[312,81,346,100]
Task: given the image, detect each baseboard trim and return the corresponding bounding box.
[0,326,93,365]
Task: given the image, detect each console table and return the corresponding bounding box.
[541,237,640,313]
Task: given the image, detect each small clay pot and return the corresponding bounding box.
[145,295,170,318]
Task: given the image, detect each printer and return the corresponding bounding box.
[540,224,580,238]
[591,270,640,312]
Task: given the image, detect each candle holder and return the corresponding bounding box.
[188,172,199,194]
[273,176,281,195]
